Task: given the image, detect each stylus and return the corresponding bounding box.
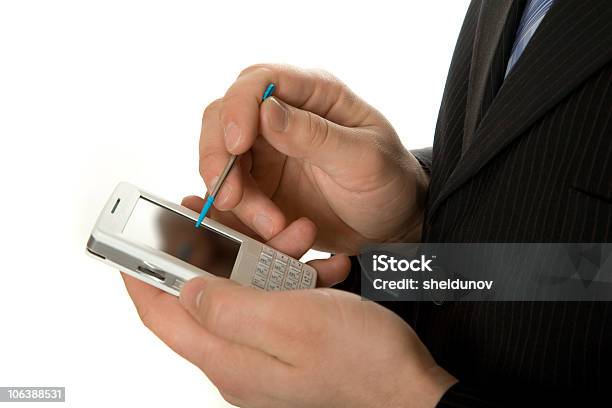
[196,83,276,228]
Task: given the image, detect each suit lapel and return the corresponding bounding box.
[463,0,517,151]
[429,0,612,219]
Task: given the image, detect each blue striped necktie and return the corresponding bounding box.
[505,0,555,77]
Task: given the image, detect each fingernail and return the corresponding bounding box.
[253,213,274,239]
[179,277,207,311]
[224,122,242,152]
[266,97,289,132]
[195,290,204,309]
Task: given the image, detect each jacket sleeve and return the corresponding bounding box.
[437,382,595,407]
[436,383,501,407]
[410,147,433,176]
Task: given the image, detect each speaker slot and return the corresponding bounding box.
[137,265,166,282]
[111,198,121,214]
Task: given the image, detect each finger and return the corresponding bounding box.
[260,96,372,178]
[181,195,265,239]
[230,171,286,240]
[181,195,204,212]
[220,64,375,155]
[121,273,218,364]
[265,217,317,259]
[182,195,226,226]
[200,100,243,210]
[179,275,313,360]
[181,195,229,228]
[122,274,290,403]
[197,339,293,407]
[308,254,351,287]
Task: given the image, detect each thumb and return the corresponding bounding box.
[179,274,241,325]
[260,96,367,176]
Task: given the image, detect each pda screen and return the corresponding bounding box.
[122,198,240,278]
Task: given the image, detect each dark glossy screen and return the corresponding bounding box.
[123,198,240,278]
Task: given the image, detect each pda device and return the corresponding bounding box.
[86,182,317,296]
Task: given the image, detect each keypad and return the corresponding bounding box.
[250,246,314,290]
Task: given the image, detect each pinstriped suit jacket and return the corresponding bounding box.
[342,0,612,405]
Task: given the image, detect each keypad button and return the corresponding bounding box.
[262,246,275,257]
[283,278,299,290]
[252,263,270,288]
[269,268,285,285]
[290,259,302,270]
[277,253,290,264]
[287,266,302,283]
[258,253,273,268]
[300,269,314,288]
[252,274,267,289]
[272,259,287,275]
[267,279,282,291]
[255,263,270,279]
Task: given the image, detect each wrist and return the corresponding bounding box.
[387,151,430,243]
[420,365,458,408]
[392,364,457,408]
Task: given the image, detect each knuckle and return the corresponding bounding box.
[198,286,227,332]
[198,162,210,182]
[306,111,330,151]
[237,63,273,78]
[220,91,243,105]
[372,132,402,165]
[202,98,222,122]
[218,380,256,407]
[338,84,360,112]
[213,371,247,403]
[198,151,218,182]
[310,68,340,85]
[198,140,226,181]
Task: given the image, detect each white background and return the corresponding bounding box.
[0,1,470,406]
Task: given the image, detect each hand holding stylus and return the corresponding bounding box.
[198,64,429,254]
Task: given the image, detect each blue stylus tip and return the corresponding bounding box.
[262,83,276,100]
[195,195,215,228]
